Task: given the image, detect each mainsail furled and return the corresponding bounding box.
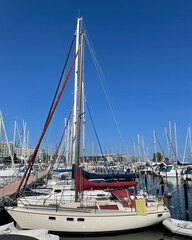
[75,167,138,192]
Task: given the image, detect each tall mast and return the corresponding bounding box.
[0,115,1,141]
[137,134,141,161]
[72,17,82,166]
[13,119,16,149]
[75,32,84,202]
[66,119,70,167]
[174,122,178,162]
[169,121,173,161]
[82,80,85,166]
[153,130,157,164]
[142,136,146,161]
[0,111,16,174]
[165,128,170,160]
[183,127,189,163]
[189,126,192,162]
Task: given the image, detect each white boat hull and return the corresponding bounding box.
[6,205,170,234]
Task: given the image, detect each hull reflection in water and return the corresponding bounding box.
[59,224,187,240]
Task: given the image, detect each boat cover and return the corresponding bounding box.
[75,168,138,192]
[81,169,139,180]
[111,189,133,207]
[0,222,59,240]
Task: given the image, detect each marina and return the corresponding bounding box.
[1,171,192,239]
[1,1,192,239]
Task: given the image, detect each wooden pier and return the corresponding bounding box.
[0,169,48,199]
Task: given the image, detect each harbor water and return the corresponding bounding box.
[1,173,192,239]
[60,174,192,240]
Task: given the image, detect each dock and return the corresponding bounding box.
[0,169,48,199]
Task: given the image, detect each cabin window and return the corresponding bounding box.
[54,189,62,193]
[77,218,85,222]
[67,218,74,221]
[49,216,56,220]
[157,214,163,217]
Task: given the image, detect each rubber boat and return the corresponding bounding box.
[163,218,192,237]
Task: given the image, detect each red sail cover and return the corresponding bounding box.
[111,189,133,207]
[75,168,138,192]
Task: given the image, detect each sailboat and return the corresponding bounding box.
[5,17,170,234]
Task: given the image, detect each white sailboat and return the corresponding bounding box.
[6,167,170,234]
[5,17,170,234]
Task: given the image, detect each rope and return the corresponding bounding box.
[170,181,185,195]
[46,106,73,180]
[14,48,79,200]
[45,34,76,128]
[21,35,76,195]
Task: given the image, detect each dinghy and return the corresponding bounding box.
[0,222,59,240]
[163,218,192,237]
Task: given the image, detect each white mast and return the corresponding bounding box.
[153,130,157,164]
[82,80,85,166]
[22,120,27,165]
[27,129,29,159]
[169,121,173,161]
[174,122,178,162]
[182,127,189,163]
[66,120,70,167]
[0,111,16,174]
[137,134,141,161]
[189,126,192,161]
[69,122,73,168]
[72,17,82,166]
[165,128,170,160]
[13,119,17,149]
[16,123,22,148]
[0,115,1,141]
[142,136,146,161]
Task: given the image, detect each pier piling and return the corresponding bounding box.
[184,180,189,221]
[144,174,148,193]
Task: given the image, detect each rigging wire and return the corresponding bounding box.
[85,99,108,170]
[154,131,166,160]
[14,46,79,199]
[45,34,76,128]
[84,34,128,155]
[166,130,180,163]
[22,35,76,193]
[47,106,73,180]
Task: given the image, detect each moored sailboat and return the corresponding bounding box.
[5,17,170,235]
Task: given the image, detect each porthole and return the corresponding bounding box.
[77,218,85,222]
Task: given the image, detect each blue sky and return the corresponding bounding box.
[0,0,192,160]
